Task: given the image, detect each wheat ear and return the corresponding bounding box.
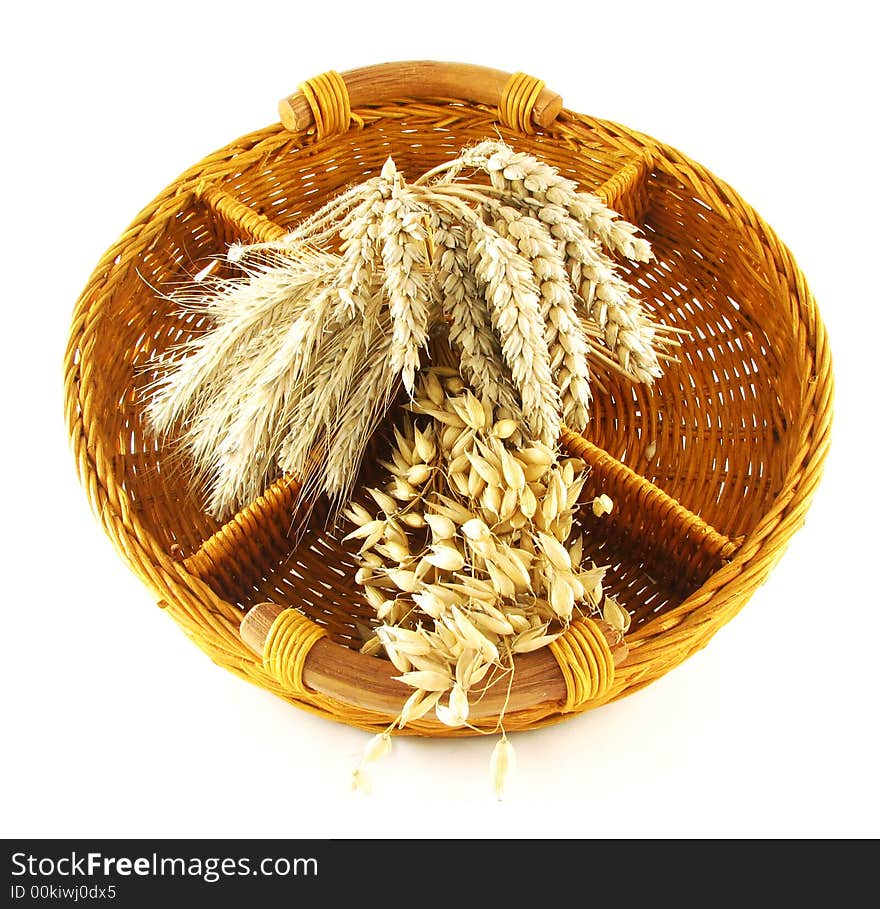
[461,140,653,262]
[379,159,433,395]
[282,300,399,509]
[486,201,592,430]
[145,249,329,433]
[459,209,561,445]
[334,185,386,313]
[458,141,667,383]
[433,217,522,421]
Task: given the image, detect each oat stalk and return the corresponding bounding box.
[347,368,631,793]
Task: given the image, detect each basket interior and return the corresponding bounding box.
[82,109,808,648]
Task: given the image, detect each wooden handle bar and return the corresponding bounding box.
[279,61,563,132]
[241,602,627,719]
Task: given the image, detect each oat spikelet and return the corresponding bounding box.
[490,736,516,800]
[349,368,609,746]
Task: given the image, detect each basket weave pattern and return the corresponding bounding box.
[64,63,832,734]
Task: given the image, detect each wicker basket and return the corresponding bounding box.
[64,61,832,735]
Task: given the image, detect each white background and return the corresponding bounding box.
[2,1,877,839]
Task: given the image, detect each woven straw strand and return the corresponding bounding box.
[263,609,327,694]
[550,618,616,712]
[299,70,352,138]
[499,72,545,134]
[196,184,287,244]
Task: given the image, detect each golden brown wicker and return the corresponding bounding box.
[63,61,832,735]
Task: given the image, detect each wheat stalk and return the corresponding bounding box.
[334,187,386,311]
[146,253,344,516]
[145,249,328,432]
[346,367,628,793]
[454,141,675,382]
[486,200,592,430]
[320,319,399,509]
[277,305,381,477]
[285,179,384,245]
[460,140,653,262]
[378,160,434,395]
[465,216,561,446]
[432,217,522,421]
[204,293,360,515]
[423,190,561,444]
[146,142,676,521]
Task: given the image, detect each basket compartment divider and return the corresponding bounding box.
[196,183,288,245]
[593,150,653,226]
[562,430,740,592]
[182,428,740,616]
[182,474,305,601]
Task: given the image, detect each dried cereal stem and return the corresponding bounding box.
[147,140,674,523]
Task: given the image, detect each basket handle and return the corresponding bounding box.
[279,61,563,137]
[240,603,627,722]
